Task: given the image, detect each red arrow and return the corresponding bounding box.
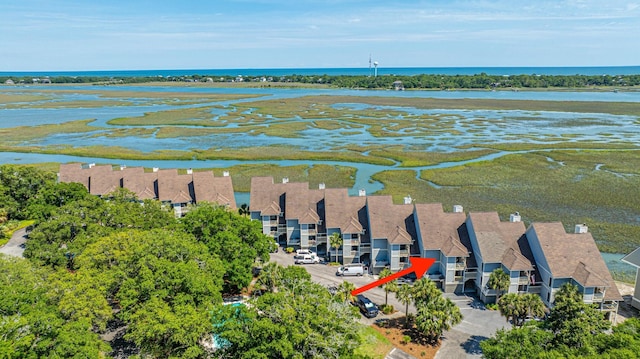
[351,257,436,296]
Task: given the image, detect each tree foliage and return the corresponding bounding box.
[78,229,225,358]
[181,203,272,293]
[0,164,56,220]
[412,278,463,343]
[212,268,362,359]
[329,232,343,263]
[378,268,397,306]
[0,255,110,358]
[482,283,618,358]
[497,293,545,327]
[488,268,510,302]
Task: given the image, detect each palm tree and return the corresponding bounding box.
[412,277,440,307]
[395,283,414,328]
[329,232,343,264]
[415,296,463,343]
[337,281,356,303]
[488,268,510,303]
[257,262,282,293]
[498,293,545,326]
[238,203,250,216]
[378,268,397,307]
[497,293,520,325]
[520,293,545,326]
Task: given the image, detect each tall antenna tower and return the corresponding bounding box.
[369,54,372,77]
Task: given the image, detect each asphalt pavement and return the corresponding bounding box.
[0,228,27,257]
[269,250,510,358]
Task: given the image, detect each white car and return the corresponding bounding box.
[296,249,317,256]
[294,254,320,264]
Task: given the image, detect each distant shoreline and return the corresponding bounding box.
[2,65,640,78]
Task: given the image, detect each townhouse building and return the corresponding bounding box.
[58,163,236,216]
[526,222,622,316]
[249,177,325,251]
[60,168,621,317]
[414,203,469,293]
[465,211,537,303]
[366,195,416,273]
[324,188,369,265]
[622,246,640,310]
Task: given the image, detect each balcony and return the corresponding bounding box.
[601,302,618,312]
[482,287,498,296]
[308,239,317,246]
[455,262,465,270]
[374,260,389,268]
[592,292,604,302]
[397,249,410,256]
[518,276,530,285]
[527,285,542,294]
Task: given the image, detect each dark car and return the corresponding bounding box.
[396,272,418,286]
[355,295,379,318]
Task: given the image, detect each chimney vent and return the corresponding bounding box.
[403,195,413,205]
[509,212,521,223]
[319,183,325,190]
[358,189,366,197]
[575,223,588,234]
[186,168,193,175]
[282,177,289,184]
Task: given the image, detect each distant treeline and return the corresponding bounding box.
[3,73,640,89]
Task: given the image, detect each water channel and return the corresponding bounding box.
[1,85,639,277]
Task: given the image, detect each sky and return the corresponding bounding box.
[1,0,639,71]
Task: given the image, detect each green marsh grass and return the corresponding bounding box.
[0,119,102,143]
[372,150,640,254]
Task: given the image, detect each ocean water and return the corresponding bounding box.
[1,66,640,78]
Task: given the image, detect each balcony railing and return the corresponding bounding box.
[374,260,389,267]
[527,286,542,294]
[518,276,530,285]
[455,262,465,270]
[397,249,410,256]
[482,287,498,296]
[601,302,618,311]
[592,293,605,302]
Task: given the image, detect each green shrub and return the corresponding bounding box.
[286,247,294,254]
[381,304,394,314]
[401,335,411,344]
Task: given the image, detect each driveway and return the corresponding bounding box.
[0,227,27,257]
[269,251,510,358]
[269,251,415,318]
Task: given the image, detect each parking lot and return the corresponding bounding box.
[269,250,413,324]
[269,250,511,358]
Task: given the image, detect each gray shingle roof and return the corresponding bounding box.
[529,222,622,301]
[415,203,468,257]
[367,196,414,245]
[468,212,533,271]
[622,247,640,268]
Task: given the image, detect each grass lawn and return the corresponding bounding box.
[354,325,394,359]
